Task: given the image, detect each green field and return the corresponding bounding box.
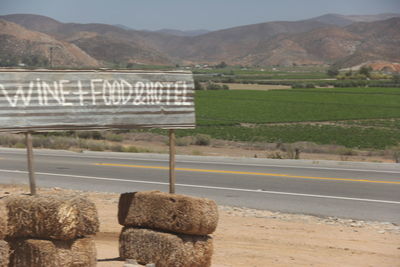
[195,87,400,126]
[172,87,400,150]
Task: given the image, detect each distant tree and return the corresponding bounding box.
[215,61,227,69]
[205,81,229,90]
[0,55,18,67]
[393,73,400,83]
[194,80,204,90]
[23,55,49,67]
[222,84,230,90]
[359,66,373,78]
[326,67,339,77]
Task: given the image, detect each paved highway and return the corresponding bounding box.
[0,148,399,223]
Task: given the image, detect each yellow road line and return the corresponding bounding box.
[94,163,400,185]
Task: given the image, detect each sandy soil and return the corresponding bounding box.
[121,136,397,163]
[1,185,399,267]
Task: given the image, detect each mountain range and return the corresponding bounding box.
[0,13,399,68]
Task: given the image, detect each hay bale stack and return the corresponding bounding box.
[120,227,213,267]
[0,201,7,239]
[0,240,9,267]
[118,191,218,235]
[8,237,96,267]
[5,194,99,240]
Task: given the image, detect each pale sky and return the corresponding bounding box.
[0,0,399,31]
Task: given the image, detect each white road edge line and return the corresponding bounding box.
[1,169,399,205]
[1,150,400,174]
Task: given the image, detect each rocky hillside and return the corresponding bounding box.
[0,14,174,66]
[0,19,99,67]
[1,13,399,67]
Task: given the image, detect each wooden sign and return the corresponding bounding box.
[0,70,195,132]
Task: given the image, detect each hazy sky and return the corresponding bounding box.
[0,0,399,30]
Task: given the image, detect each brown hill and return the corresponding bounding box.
[335,17,400,67]
[145,20,331,64]
[1,14,399,68]
[129,17,400,67]
[308,13,400,27]
[0,19,99,67]
[0,14,174,66]
[215,18,400,67]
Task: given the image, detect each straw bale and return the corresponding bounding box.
[8,237,96,267]
[0,201,7,239]
[119,227,213,267]
[0,240,9,267]
[5,193,99,240]
[118,191,218,235]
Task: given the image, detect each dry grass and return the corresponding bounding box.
[0,240,9,267]
[119,227,213,267]
[4,193,99,240]
[8,237,96,267]
[118,191,218,236]
[0,201,7,239]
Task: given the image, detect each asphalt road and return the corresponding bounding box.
[0,148,399,223]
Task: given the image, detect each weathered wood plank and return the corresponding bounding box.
[0,70,195,132]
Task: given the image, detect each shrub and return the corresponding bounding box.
[393,150,400,163]
[193,134,211,146]
[15,143,26,149]
[176,136,193,146]
[122,146,140,153]
[206,82,229,90]
[0,134,24,147]
[32,136,52,148]
[105,133,123,142]
[87,141,106,151]
[77,131,104,140]
[194,80,204,90]
[110,144,124,152]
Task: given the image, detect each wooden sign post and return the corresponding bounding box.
[169,129,176,194]
[25,132,37,195]
[0,69,196,194]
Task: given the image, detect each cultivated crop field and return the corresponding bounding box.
[195,87,400,125]
[173,87,400,149]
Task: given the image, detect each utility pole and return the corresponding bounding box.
[49,47,54,68]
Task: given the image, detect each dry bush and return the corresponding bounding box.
[110,144,124,152]
[176,136,194,146]
[5,194,99,240]
[393,150,400,163]
[0,134,24,147]
[193,134,211,146]
[104,133,124,142]
[120,227,213,267]
[118,191,218,235]
[8,237,96,267]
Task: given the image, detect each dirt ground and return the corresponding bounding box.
[121,135,397,164]
[216,83,291,91]
[1,185,399,267]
